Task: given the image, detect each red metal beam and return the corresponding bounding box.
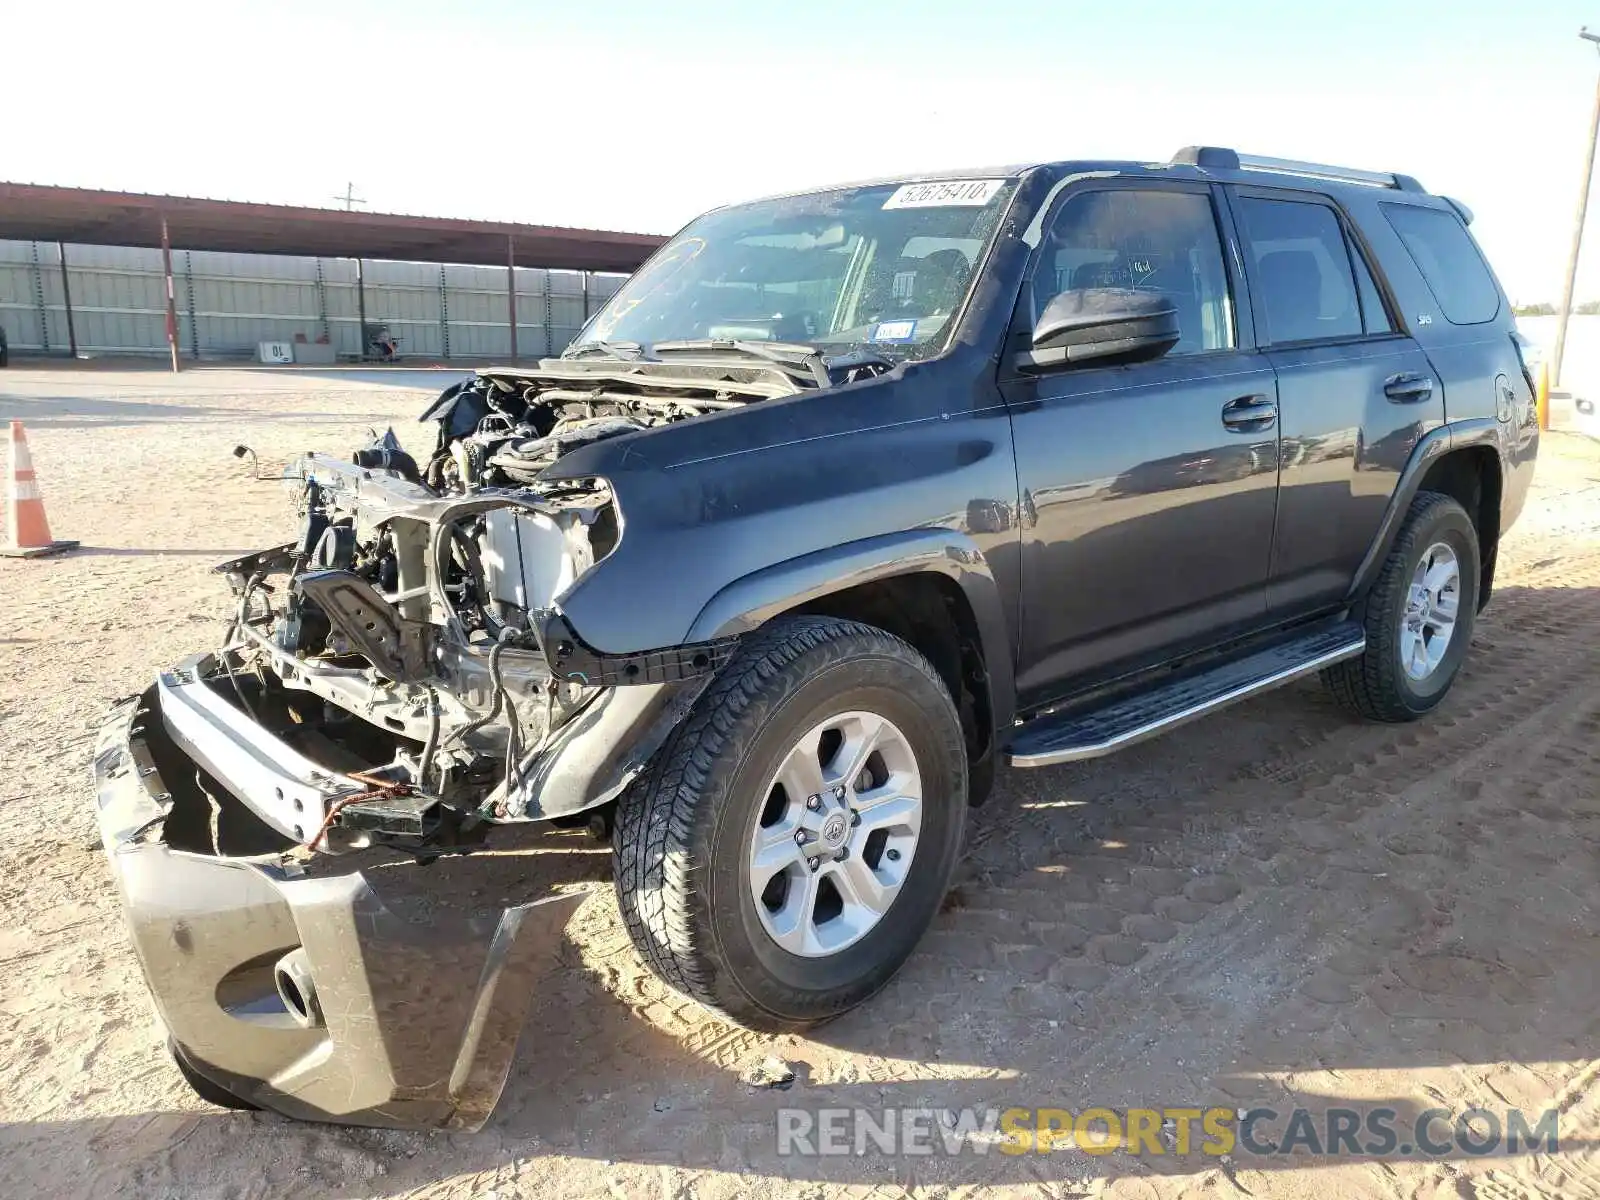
[0,182,665,273]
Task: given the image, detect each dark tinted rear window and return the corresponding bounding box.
[1235,197,1363,344]
[1382,204,1500,325]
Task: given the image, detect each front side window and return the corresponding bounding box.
[1235,197,1365,345]
[574,179,1018,361]
[1032,188,1235,355]
[1382,203,1500,325]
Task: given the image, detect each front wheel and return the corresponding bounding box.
[613,616,967,1031]
[1323,490,1480,722]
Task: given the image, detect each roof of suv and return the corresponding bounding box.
[1043,146,1430,199]
[744,147,1453,217]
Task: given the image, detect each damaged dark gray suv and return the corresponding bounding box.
[95,146,1539,1128]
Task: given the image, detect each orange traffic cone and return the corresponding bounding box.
[3,420,77,558]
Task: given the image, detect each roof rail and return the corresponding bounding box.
[1169,146,1426,193]
[1171,145,1240,170]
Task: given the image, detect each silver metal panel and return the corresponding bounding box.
[156,664,353,841]
[0,240,632,360]
[1237,154,1400,189]
[1009,637,1366,768]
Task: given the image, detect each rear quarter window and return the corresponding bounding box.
[1381,204,1501,325]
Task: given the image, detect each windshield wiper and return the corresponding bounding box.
[561,340,652,362]
[820,348,896,379]
[650,339,833,388]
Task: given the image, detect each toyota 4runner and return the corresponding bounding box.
[93,146,1538,1128]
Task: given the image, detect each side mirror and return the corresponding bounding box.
[1017,287,1180,373]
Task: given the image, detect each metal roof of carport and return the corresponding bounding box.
[0,182,667,272]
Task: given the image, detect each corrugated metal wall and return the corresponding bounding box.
[0,240,625,361]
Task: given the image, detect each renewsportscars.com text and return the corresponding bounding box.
[776,1106,1559,1158]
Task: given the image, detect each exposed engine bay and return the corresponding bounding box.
[200,359,797,856]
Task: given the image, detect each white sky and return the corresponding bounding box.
[7,0,1597,303]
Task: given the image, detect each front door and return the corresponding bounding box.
[1002,182,1281,707]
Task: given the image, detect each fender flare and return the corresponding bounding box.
[1347,418,1502,602]
[686,528,1017,733]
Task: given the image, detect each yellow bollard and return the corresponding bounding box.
[1536,361,1551,431]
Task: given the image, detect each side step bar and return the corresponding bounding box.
[1008,622,1366,768]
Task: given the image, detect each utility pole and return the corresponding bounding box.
[335,184,368,360]
[1553,27,1600,387]
[159,214,180,373]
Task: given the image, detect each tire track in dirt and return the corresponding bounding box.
[1443,1058,1600,1199]
[938,614,1597,992]
[813,579,1600,1194]
[764,579,1600,1194]
[567,562,1600,1107]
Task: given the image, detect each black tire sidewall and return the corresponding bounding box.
[701,652,965,1022]
[1386,505,1479,709]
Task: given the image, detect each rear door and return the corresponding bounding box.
[1228,188,1445,617]
[1372,199,1538,526]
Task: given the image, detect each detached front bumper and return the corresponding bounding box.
[92,689,585,1130]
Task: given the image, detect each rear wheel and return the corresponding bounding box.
[1323,490,1479,722]
[613,616,967,1031]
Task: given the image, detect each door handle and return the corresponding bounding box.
[1221,394,1277,431]
[1384,371,1435,403]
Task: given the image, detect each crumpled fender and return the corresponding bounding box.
[685,526,1016,731]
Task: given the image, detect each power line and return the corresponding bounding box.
[333,183,367,212]
[1553,27,1600,387]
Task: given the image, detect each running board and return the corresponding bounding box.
[1008,622,1366,768]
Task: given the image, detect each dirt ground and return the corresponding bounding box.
[2,362,1599,1200]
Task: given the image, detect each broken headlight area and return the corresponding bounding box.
[205,477,729,847]
[200,364,746,851]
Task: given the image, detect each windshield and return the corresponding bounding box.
[572,178,1019,361]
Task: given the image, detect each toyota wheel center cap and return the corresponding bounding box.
[820,813,849,848]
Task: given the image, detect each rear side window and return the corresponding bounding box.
[1382,204,1500,325]
[1235,197,1364,344]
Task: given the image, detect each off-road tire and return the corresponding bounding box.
[1322,490,1479,722]
[613,616,967,1031]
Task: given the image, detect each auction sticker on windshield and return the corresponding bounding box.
[871,319,918,343]
[882,180,1006,209]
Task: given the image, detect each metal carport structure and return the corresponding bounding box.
[0,183,665,369]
